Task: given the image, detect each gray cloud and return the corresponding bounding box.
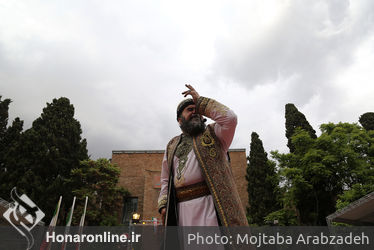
[212,0,374,105]
[1,0,374,159]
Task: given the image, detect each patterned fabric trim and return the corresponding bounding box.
[196,96,211,115]
[193,124,248,226]
[193,133,228,226]
[158,194,167,213]
[166,135,181,172]
[207,99,229,116]
[165,135,182,225]
[196,96,229,118]
[175,134,193,181]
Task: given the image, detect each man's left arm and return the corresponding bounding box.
[196,96,237,152]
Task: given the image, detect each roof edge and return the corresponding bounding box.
[326,190,374,222]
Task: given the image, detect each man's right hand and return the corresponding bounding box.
[161,207,166,225]
[182,84,200,104]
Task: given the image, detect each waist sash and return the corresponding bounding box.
[176,181,210,203]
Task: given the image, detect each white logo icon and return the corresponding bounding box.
[3,187,45,250]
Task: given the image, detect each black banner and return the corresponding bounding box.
[0,226,373,250]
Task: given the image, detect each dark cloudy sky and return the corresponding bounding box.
[1,0,374,159]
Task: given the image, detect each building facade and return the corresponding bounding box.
[112,149,248,224]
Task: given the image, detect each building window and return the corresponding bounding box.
[122,197,138,225]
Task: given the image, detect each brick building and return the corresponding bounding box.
[112,149,248,224]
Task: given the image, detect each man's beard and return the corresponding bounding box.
[180,115,206,136]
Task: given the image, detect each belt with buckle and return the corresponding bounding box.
[175,181,210,203]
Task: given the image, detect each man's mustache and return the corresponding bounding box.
[190,115,207,122]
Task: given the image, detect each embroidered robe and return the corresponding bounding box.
[158,96,248,226]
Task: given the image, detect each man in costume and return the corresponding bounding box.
[158,84,248,226]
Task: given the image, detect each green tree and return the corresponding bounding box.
[0,96,13,171]
[272,123,374,225]
[359,112,374,131]
[67,159,129,226]
[246,132,280,225]
[0,97,24,198]
[336,183,374,210]
[285,103,316,153]
[336,125,374,210]
[0,96,11,142]
[264,208,298,226]
[4,97,88,223]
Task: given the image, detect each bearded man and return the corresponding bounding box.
[158,84,248,226]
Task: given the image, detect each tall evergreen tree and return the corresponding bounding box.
[0,96,12,170]
[359,112,374,131]
[7,97,88,223]
[246,132,280,225]
[0,97,23,198]
[285,103,316,152]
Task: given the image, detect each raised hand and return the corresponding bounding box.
[182,84,200,103]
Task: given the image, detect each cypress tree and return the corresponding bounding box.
[246,132,280,225]
[359,112,374,131]
[10,97,89,222]
[0,97,23,198]
[285,103,316,153]
[0,96,12,169]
